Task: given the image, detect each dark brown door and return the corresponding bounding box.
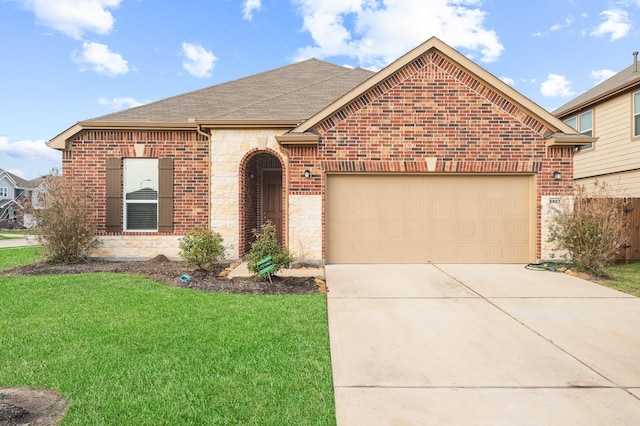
[262,170,283,245]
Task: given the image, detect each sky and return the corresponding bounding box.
[1,0,639,179]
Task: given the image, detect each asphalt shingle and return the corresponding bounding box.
[87,59,375,123]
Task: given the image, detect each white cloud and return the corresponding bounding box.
[243,0,262,21]
[72,41,129,76]
[98,97,147,110]
[0,136,61,163]
[591,9,631,40]
[181,42,216,78]
[14,0,122,39]
[292,0,504,69]
[500,77,515,86]
[549,16,575,32]
[590,69,616,84]
[540,74,574,97]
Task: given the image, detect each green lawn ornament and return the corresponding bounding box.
[257,256,276,283]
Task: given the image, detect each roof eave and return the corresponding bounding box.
[48,121,204,151]
[275,132,319,145]
[195,119,302,129]
[554,77,640,118]
[545,134,599,148]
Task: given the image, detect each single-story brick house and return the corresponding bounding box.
[48,37,594,263]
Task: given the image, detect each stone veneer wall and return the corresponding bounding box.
[92,235,183,260]
[288,194,322,260]
[210,129,289,259]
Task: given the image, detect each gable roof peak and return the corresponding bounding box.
[292,36,578,136]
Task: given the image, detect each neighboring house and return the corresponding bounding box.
[0,169,42,228]
[48,37,593,263]
[554,52,640,195]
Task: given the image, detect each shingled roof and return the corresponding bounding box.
[87,59,375,123]
[553,62,640,117]
[0,168,36,190]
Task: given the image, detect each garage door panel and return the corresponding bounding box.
[326,174,534,264]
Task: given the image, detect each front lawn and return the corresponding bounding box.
[0,250,335,425]
[600,262,640,297]
[0,246,42,270]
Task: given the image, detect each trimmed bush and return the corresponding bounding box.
[34,174,99,263]
[179,228,225,270]
[245,222,294,280]
[548,181,630,275]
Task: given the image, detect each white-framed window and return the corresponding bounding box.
[0,187,7,198]
[565,110,593,149]
[124,158,158,231]
[634,91,640,137]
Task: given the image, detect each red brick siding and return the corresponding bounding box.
[288,50,574,260]
[63,130,209,235]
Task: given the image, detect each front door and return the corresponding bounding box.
[262,170,283,245]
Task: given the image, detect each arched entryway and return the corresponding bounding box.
[239,150,285,256]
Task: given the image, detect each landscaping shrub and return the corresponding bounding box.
[548,181,630,275]
[245,222,294,280]
[179,228,225,270]
[34,174,99,263]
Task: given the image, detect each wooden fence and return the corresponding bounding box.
[617,198,640,263]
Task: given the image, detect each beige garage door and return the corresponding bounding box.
[326,174,535,264]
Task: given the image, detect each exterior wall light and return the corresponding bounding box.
[553,171,562,180]
[249,172,255,179]
[303,170,311,178]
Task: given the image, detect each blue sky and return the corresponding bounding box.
[1,0,639,179]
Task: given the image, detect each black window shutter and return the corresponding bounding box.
[158,158,173,233]
[105,158,123,232]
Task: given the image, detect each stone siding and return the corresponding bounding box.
[288,194,322,260]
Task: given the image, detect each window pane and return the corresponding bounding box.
[564,117,577,130]
[124,158,159,231]
[579,111,592,133]
[635,114,640,137]
[126,203,158,230]
[124,159,158,200]
[634,92,640,115]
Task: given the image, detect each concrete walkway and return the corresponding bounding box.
[0,234,38,248]
[326,264,640,425]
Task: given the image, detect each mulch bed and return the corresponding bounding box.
[2,255,325,295]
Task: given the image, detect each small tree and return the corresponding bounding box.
[34,174,100,263]
[245,222,294,280]
[548,181,629,275]
[179,228,225,270]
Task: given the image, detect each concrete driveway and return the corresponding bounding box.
[326,264,640,425]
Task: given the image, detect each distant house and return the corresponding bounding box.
[48,37,593,263]
[0,169,48,228]
[554,52,640,195]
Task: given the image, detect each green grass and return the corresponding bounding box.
[0,249,335,425]
[600,262,640,297]
[0,246,43,270]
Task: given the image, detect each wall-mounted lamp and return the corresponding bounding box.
[303,170,311,178]
[249,172,255,179]
[553,171,562,180]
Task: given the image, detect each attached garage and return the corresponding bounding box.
[325,174,536,264]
